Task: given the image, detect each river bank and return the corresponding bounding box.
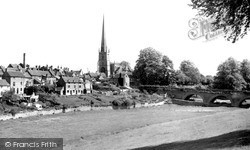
[0,101,165,121]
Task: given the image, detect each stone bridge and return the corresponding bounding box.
[139,86,250,107]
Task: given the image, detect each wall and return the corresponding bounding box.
[10,77,26,95]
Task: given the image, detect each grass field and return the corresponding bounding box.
[0,104,249,150]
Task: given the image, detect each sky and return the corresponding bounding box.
[0,0,249,76]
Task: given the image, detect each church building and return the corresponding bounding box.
[97,16,132,88]
[98,16,110,77]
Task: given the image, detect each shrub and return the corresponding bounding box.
[9,108,18,116]
[112,99,135,107]
[112,99,123,106]
[25,86,39,95]
[122,99,135,107]
[2,91,21,104]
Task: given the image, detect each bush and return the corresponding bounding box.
[9,108,18,116]
[2,91,21,104]
[122,99,135,107]
[25,86,39,95]
[112,98,135,107]
[112,99,123,106]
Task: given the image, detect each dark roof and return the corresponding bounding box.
[6,68,19,72]
[4,71,25,78]
[114,66,133,75]
[64,71,74,77]
[28,70,52,77]
[8,64,20,68]
[0,79,9,86]
[53,70,65,77]
[89,72,99,78]
[62,77,83,83]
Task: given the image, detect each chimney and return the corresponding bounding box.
[23,53,26,69]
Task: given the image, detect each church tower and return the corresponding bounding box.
[98,16,110,77]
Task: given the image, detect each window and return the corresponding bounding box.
[79,85,81,88]
[68,85,70,88]
[20,88,22,91]
[13,82,15,86]
[73,90,75,93]
[67,90,69,93]
[20,82,22,85]
[74,85,76,88]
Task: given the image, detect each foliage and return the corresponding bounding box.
[175,70,191,85]
[179,60,201,85]
[200,75,214,86]
[25,85,55,95]
[133,47,174,85]
[38,93,60,106]
[190,0,250,43]
[25,86,39,95]
[240,59,250,89]
[1,91,21,104]
[112,98,135,107]
[93,83,120,91]
[213,57,246,90]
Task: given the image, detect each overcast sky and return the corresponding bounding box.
[0,0,249,76]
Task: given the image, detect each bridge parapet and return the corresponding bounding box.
[139,85,250,107]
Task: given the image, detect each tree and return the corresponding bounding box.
[133,47,174,85]
[205,75,214,86]
[240,59,250,89]
[175,70,191,85]
[119,61,133,73]
[179,60,201,85]
[159,55,175,85]
[213,57,246,90]
[190,0,250,43]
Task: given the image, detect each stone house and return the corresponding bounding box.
[113,73,130,87]
[84,80,93,94]
[57,76,84,95]
[2,70,26,95]
[0,79,10,97]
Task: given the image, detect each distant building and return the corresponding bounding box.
[27,69,56,85]
[84,80,93,94]
[0,79,10,97]
[113,73,130,87]
[2,70,26,95]
[57,76,84,95]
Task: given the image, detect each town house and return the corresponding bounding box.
[57,76,84,95]
[2,70,26,95]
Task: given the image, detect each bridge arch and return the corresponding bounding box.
[208,94,231,105]
[238,97,250,108]
[183,93,204,103]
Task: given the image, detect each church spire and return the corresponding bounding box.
[101,15,107,52]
